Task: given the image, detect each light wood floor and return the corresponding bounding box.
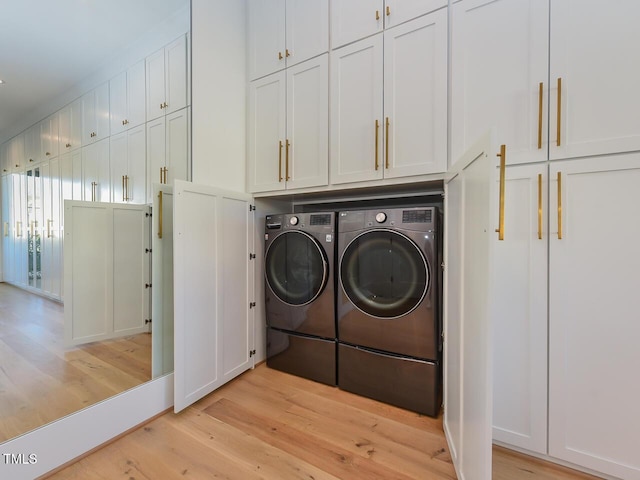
[0,283,151,442]
[45,365,601,480]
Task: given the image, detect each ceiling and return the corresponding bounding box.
[0,0,189,139]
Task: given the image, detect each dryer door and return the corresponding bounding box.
[265,230,328,306]
[340,229,429,319]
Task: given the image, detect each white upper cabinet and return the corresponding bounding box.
[330,10,447,185]
[110,125,146,204]
[40,113,59,161]
[248,54,328,193]
[146,35,188,121]
[82,82,110,146]
[549,0,640,160]
[450,0,549,167]
[10,134,25,173]
[58,98,82,154]
[331,0,446,49]
[0,141,9,175]
[248,0,328,81]
[110,60,146,136]
[24,124,40,165]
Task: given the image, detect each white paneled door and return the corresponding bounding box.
[444,132,497,480]
[173,180,255,412]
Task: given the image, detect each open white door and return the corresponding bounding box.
[152,184,174,378]
[444,132,498,480]
[173,180,255,412]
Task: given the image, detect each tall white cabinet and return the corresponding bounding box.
[146,35,189,121]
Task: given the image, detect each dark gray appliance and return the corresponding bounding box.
[264,212,336,385]
[337,207,442,416]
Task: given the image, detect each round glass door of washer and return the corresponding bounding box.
[265,231,328,306]
[340,229,429,319]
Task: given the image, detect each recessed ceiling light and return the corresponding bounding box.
[0,80,5,84]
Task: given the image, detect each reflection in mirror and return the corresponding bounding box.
[0,0,189,445]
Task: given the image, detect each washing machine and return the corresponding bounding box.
[337,206,442,415]
[264,212,336,385]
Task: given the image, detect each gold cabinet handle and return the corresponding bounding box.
[278,51,283,60]
[160,103,164,109]
[285,49,290,57]
[47,219,52,239]
[375,119,380,170]
[538,174,543,240]
[163,167,168,184]
[91,181,97,202]
[16,222,21,237]
[30,221,35,237]
[125,175,130,201]
[164,102,168,109]
[46,152,51,156]
[385,117,390,169]
[158,191,163,239]
[538,82,544,149]
[386,6,391,15]
[376,10,380,20]
[556,77,562,147]
[160,167,163,183]
[285,139,291,181]
[66,143,71,148]
[3,222,8,237]
[122,175,126,202]
[495,144,506,240]
[278,140,283,182]
[557,171,562,239]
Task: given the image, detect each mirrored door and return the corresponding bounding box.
[26,167,42,290]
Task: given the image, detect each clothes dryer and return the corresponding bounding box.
[264,212,336,385]
[337,207,442,415]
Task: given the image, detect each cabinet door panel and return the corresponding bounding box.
[127,60,146,129]
[127,125,147,204]
[248,72,286,193]
[286,55,328,190]
[82,139,110,202]
[492,164,547,454]
[110,132,128,204]
[1,175,13,283]
[285,0,328,67]
[331,0,383,49]
[146,48,166,121]
[166,107,189,185]
[384,11,447,178]
[146,116,166,204]
[330,36,383,184]
[248,0,286,80]
[549,155,640,479]
[384,0,447,29]
[110,71,128,136]
[95,82,110,141]
[450,0,548,167]
[165,36,188,115]
[549,1,640,160]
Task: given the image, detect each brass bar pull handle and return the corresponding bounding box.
[385,117,390,169]
[163,167,168,184]
[160,167,163,183]
[285,49,290,57]
[376,10,380,20]
[557,171,562,239]
[278,51,283,60]
[122,175,126,202]
[30,221,35,237]
[66,143,71,148]
[538,174,543,240]
[557,77,562,147]
[158,191,163,239]
[285,139,291,181]
[386,6,391,15]
[495,144,506,240]
[3,222,8,237]
[47,219,52,239]
[17,222,22,237]
[124,176,129,201]
[278,140,283,182]
[538,82,543,149]
[375,119,380,170]
[91,181,97,202]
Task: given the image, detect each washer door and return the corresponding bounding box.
[265,231,328,306]
[340,229,429,319]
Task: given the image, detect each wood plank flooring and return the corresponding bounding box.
[0,283,151,442]
[45,365,602,480]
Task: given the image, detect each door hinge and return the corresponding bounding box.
[249,302,256,309]
[146,212,152,217]
[249,204,256,212]
[249,253,256,260]
[145,248,152,253]
[249,349,256,357]
[145,319,152,324]
[145,283,152,289]
[440,261,445,271]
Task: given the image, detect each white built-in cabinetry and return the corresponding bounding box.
[81,82,110,146]
[146,35,188,121]
[81,138,110,203]
[146,107,190,203]
[330,9,447,184]
[248,0,329,81]
[248,55,328,193]
[110,60,146,136]
[110,125,146,204]
[58,98,82,154]
[452,1,640,477]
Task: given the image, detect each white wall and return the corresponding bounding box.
[191,0,247,192]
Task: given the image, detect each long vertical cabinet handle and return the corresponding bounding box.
[375,120,380,170]
[557,171,562,239]
[157,191,163,239]
[125,176,130,202]
[495,144,506,240]
[30,221,35,237]
[385,117,390,169]
[16,222,21,237]
[285,140,291,181]
[556,77,562,147]
[160,167,163,183]
[47,219,52,239]
[163,167,168,184]
[278,140,283,182]
[538,82,544,149]
[538,174,543,240]
[122,175,126,202]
